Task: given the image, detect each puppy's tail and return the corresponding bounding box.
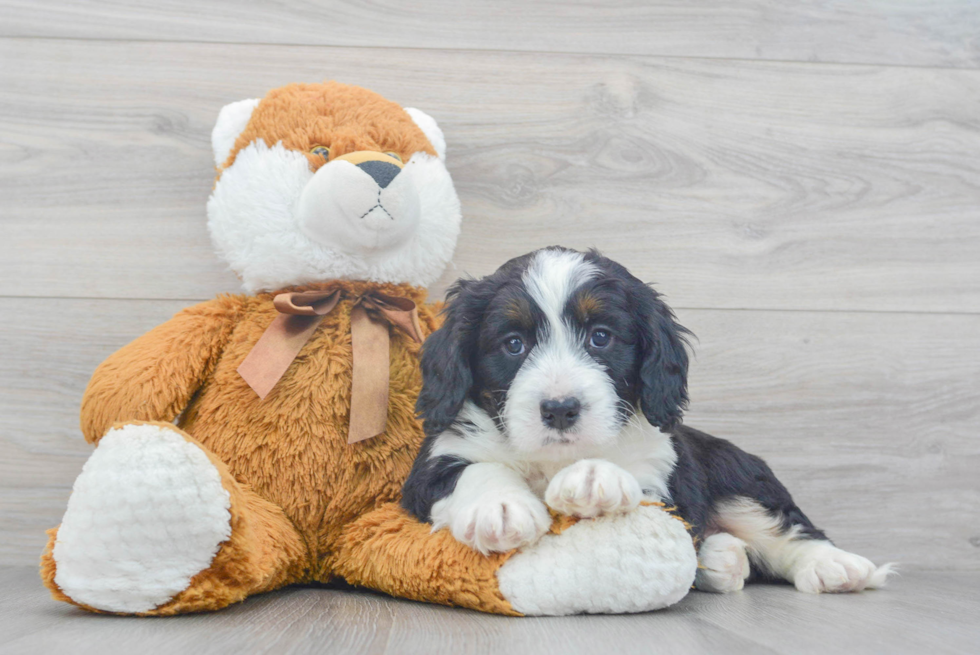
[866,562,898,589]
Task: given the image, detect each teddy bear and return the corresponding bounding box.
[40,82,697,616]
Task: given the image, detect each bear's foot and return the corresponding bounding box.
[496,504,698,615]
[337,502,697,616]
[50,423,232,613]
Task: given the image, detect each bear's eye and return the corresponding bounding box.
[385,152,402,162]
[310,146,330,159]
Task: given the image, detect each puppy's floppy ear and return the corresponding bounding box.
[634,282,692,430]
[416,278,481,434]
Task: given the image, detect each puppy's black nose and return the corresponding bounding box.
[540,398,581,431]
[356,160,401,188]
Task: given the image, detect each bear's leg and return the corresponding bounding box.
[333,502,698,616]
[41,421,307,615]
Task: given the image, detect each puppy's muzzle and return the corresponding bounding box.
[540,397,581,431]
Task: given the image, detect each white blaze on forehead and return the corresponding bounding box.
[523,249,599,328]
[503,249,621,459]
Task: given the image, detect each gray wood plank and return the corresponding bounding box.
[2,38,979,312]
[2,297,977,568]
[1,1,979,69]
[2,565,978,655]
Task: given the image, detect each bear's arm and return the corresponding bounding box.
[79,295,243,444]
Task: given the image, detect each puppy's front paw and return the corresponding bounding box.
[545,459,642,518]
[793,544,896,593]
[448,492,551,555]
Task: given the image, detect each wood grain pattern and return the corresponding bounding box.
[0,298,192,564]
[1,38,978,311]
[2,4,979,645]
[3,298,977,568]
[1,1,979,69]
[2,566,979,654]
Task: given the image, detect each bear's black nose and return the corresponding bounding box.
[540,398,581,431]
[356,160,401,189]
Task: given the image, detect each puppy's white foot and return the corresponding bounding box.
[441,491,551,555]
[53,424,232,613]
[695,532,751,593]
[792,543,896,593]
[545,459,642,519]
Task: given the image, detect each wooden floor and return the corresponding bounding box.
[2,566,978,655]
[1,0,979,651]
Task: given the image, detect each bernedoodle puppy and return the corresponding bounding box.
[402,246,894,594]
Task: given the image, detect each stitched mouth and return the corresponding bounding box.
[357,190,394,221]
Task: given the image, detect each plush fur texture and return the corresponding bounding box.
[44,282,444,614]
[212,98,261,167]
[217,83,437,173]
[403,247,894,595]
[43,84,699,617]
[207,82,460,293]
[51,423,233,613]
[497,504,696,615]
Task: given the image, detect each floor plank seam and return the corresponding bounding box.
[2,294,979,318]
[1,33,978,74]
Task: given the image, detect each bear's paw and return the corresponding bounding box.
[52,424,232,613]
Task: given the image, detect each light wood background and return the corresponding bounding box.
[1,0,978,581]
[2,566,979,655]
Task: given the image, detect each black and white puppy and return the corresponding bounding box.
[402,247,893,593]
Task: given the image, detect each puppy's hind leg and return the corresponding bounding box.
[713,497,896,593]
[695,532,752,593]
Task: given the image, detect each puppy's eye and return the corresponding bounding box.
[385,151,402,162]
[503,336,526,356]
[310,146,330,159]
[589,329,611,349]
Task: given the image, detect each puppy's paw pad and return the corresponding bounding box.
[794,546,885,593]
[545,459,642,518]
[695,533,751,593]
[452,494,551,555]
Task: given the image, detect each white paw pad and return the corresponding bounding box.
[793,544,894,593]
[498,504,699,615]
[545,459,642,518]
[53,424,232,613]
[448,492,551,555]
[695,532,751,593]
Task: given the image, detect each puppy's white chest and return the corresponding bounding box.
[523,462,565,498]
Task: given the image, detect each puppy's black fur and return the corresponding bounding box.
[402,247,826,549]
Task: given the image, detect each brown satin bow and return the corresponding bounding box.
[237,289,425,444]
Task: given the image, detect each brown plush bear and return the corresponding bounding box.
[40,82,697,616]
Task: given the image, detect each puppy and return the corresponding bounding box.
[402,247,893,594]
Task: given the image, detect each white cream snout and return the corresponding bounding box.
[297,157,421,256]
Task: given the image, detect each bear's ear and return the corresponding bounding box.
[404,107,446,161]
[211,98,261,167]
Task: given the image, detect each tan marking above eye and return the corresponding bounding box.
[504,298,535,330]
[575,294,603,320]
[385,152,403,162]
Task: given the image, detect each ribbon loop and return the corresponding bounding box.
[238,287,425,445]
[273,289,341,316]
[359,292,425,345]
